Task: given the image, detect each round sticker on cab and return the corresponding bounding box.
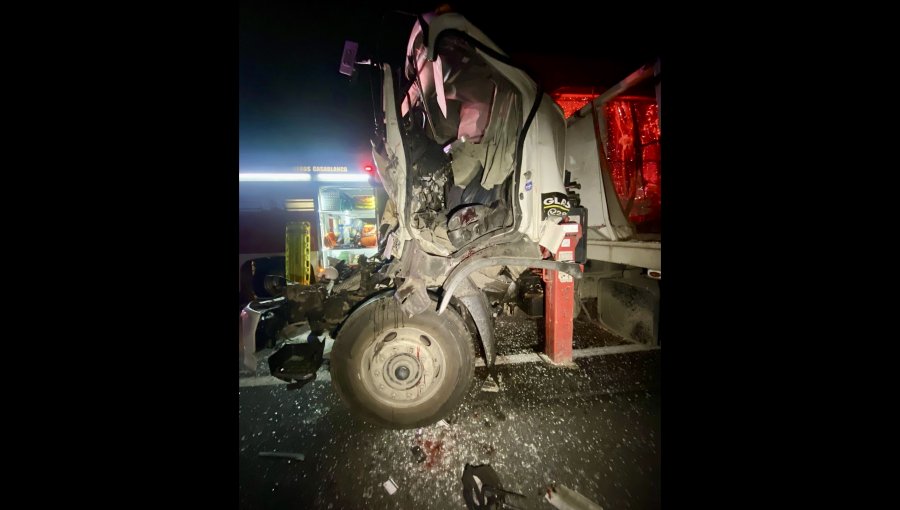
[524,180,533,191]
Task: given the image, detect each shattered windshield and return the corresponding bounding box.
[393,18,525,255]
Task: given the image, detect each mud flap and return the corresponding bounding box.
[267,338,325,388]
[456,294,495,367]
[454,278,502,390]
[596,276,659,345]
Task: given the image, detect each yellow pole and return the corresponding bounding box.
[285,221,311,285]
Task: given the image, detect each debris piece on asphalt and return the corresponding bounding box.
[461,463,525,510]
[481,377,500,393]
[411,445,427,463]
[544,483,603,510]
[258,451,305,461]
[436,418,450,428]
[477,442,495,456]
[383,477,398,495]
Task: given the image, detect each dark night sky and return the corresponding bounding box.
[239,1,661,172]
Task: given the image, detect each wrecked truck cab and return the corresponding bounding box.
[327,11,583,429]
[367,12,578,314]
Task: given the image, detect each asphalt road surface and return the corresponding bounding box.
[239,316,660,509]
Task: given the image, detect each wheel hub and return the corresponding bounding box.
[383,353,421,390]
[360,327,446,407]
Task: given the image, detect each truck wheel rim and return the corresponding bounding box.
[359,327,446,408]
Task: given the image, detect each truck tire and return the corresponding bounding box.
[331,293,475,429]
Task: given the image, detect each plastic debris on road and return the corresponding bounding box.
[480,378,500,393]
[383,477,399,495]
[545,483,603,510]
